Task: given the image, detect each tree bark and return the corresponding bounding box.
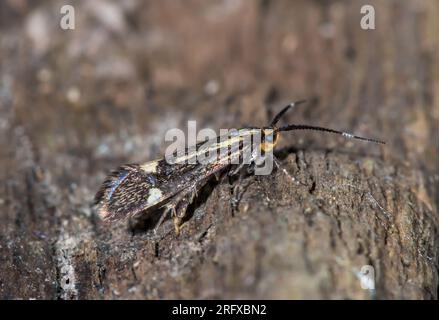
[0,0,438,299]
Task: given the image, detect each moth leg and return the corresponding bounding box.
[172,197,191,235]
[227,174,236,216]
[153,190,187,234]
[214,171,222,181]
[170,184,203,235]
[229,162,246,176]
[246,162,255,175]
[154,206,174,234]
[228,166,252,215]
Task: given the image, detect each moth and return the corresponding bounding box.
[94,100,384,234]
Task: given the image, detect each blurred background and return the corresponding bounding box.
[0,0,438,299]
[2,0,438,180]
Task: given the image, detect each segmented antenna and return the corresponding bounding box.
[278,124,385,144]
[270,100,307,126]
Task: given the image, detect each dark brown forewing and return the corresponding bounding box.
[94,160,216,222]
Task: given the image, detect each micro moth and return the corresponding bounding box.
[94,100,384,234]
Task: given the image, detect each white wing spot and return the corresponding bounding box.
[147,188,163,204]
[141,161,159,173]
[342,132,354,139]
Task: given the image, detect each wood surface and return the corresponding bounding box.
[0,0,438,299]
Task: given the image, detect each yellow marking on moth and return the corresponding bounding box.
[260,129,279,153]
[141,160,159,173]
[174,129,260,164]
[147,188,163,204]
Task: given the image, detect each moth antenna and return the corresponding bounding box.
[277,124,385,145]
[270,100,307,126]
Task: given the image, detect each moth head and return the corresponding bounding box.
[261,128,279,152]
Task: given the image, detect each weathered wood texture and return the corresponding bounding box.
[0,0,438,299]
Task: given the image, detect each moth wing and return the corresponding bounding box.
[94,160,207,222]
[94,132,248,223]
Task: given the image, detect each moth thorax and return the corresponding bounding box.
[261,129,279,152]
